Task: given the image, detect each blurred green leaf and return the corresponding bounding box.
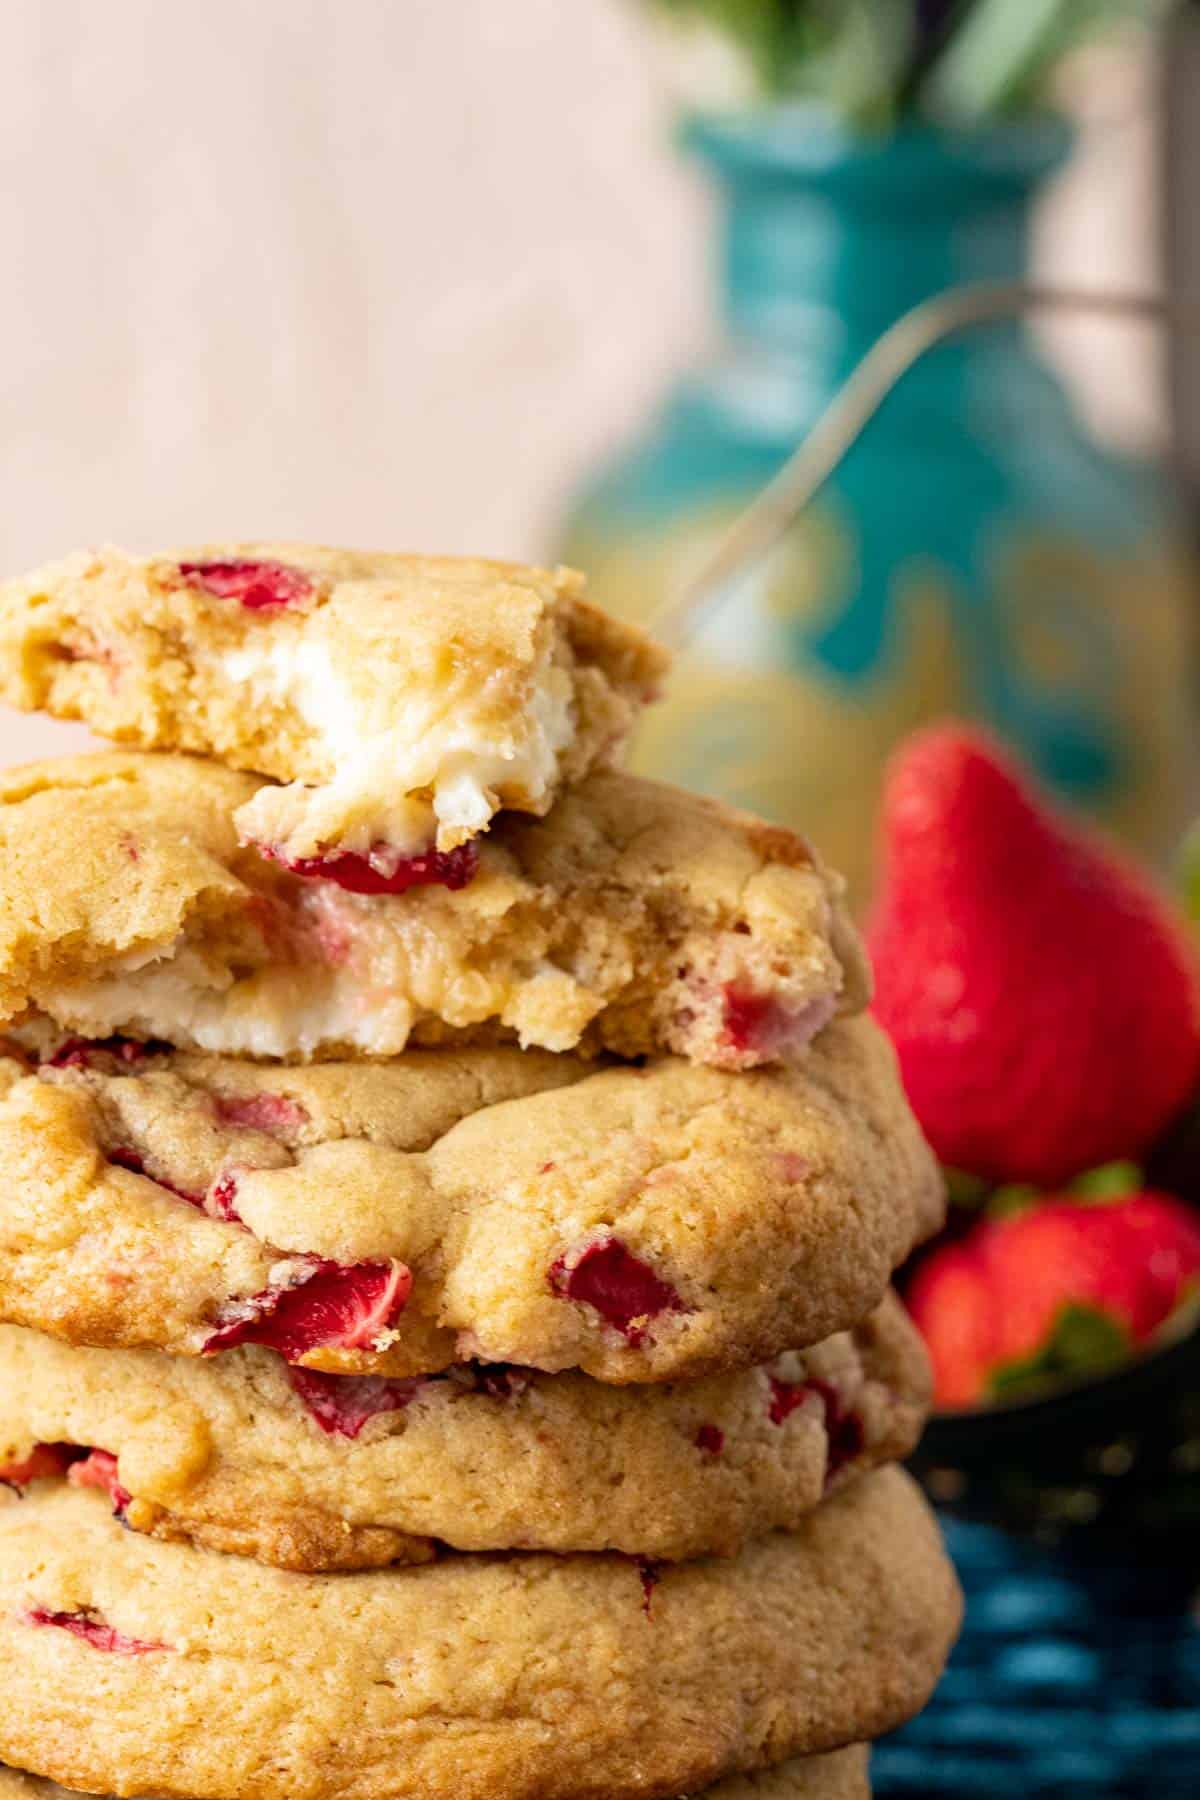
[642,0,1173,119]
[987,1182,1041,1219]
[1069,1159,1144,1199]
[925,0,1175,122]
[989,1301,1130,1400]
[943,1164,991,1210]
[1176,819,1200,921]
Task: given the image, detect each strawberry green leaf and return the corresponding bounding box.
[988,1302,1130,1401]
[987,1183,1040,1221]
[1177,821,1200,922]
[944,1165,990,1211]
[1069,1161,1144,1201]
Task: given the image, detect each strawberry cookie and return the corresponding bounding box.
[697,1755,869,1800]
[0,753,868,1067]
[0,1019,942,1383]
[0,1292,928,1569]
[0,1749,871,1800]
[0,1471,959,1800]
[0,544,667,865]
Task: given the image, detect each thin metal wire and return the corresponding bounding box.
[650,281,1200,650]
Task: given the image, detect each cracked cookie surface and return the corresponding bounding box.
[0,545,666,863]
[0,1470,958,1800]
[0,1291,929,1568]
[0,751,867,1067]
[0,1021,942,1382]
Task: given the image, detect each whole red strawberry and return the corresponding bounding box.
[868,724,1200,1185]
[908,1183,1200,1410]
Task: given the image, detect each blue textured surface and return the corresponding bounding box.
[873,1517,1200,1797]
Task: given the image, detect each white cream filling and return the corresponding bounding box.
[44,963,418,1060]
[220,636,576,855]
[40,911,602,1060]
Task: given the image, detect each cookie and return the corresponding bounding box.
[0,545,666,863]
[0,1019,942,1382]
[0,1468,959,1800]
[0,1291,929,1569]
[696,1754,870,1800]
[0,1749,870,1800]
[0,752,868,1067]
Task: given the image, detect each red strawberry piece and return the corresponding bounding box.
[722,988,776,1055]
[767,1376,816,1427]
[215,1092,309,1134]
[907,1186,1200,1409]
[548,1237,684,1346]
[868,725,1200,1185]
[206,1173,243,1224]
[0,1445,84,1492]
[766,1378,862,1485]
[202,1258,412,1362]
[720,987,835,1062]
[66,1450,131,1516]
[694,1423,724,1455]
[805,1378,865,1485]
[178,559,312,611]
[22,1608,167,1655]
[48,1036,165,1070]
[636,1558,663,1618]
[259,841,479,896]
[459,1364,531,1400]
[288,1367,424,1439]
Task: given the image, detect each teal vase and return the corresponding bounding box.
[560,114,1197,907]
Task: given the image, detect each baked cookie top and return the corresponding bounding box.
[0,1748,870,1800]
[0,1470,959,1800]
[0,752,868,1068]
[0,544,666,863]
[0,1292,929,1569]
[0,1020,942,1383]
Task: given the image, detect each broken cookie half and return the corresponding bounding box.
[0,752,869,1066]
[0,543,666,868]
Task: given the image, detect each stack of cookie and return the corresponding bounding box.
[0,546,959,1800]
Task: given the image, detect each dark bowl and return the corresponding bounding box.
[909,1318,1200,1558]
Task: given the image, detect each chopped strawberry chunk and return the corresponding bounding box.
[722,987,774,1054]
[206,1173,243,1224]
[202,1258,412,1362]
[767,1376,863,1486]
[179,558,313,611]
[636,1558,663,1618]
[463,1364,531,1399]
[67,1450,131,1516]
[549,1237,684,1346]
[0,1445,83,1491]
[23,1608,167,1655]
[720,986,835,1062]
[767,1376,817,1427]
[695,1423,725,1455]
[215,1092,309,1134]
[48,1036,165,1070]
[807,1377,865,1484]
[261,841,479,896]
[288,1368,424,1438]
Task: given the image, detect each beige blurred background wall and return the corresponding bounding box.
[0,0,1164,764]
